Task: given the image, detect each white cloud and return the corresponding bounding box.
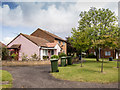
[2,37,14,45]
[1,2,118,42]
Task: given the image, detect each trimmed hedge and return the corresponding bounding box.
[51,55,59,59]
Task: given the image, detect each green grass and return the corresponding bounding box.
[51,58,118,83]
[0,70,13,88]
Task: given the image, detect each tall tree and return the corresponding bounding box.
[66,37,77,56]
[71,7,118,61]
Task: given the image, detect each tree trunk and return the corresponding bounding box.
[96,48,99,61]
[101,49,104,73]
[81,53,82,67]
[101,58,104,72]
[117,50,119,68]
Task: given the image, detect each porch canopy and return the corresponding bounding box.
[8,44,21,49]
[42,43,57,49]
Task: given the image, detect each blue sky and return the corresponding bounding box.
[0,1,119,45]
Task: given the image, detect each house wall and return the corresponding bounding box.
[8,35,39,60]
[100,48,115,58]
[88,48,117,59]
[54,40,67,54]
[54,44,61,55]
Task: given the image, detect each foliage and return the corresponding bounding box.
[2,47,9,60]
[51,55,59,59]
[22,53,28,61]
[70,7,118,61]
[52,58,118,83]
[59,53,67,58]
[86,53,96,58]
[11,53,18,60]
[66,37,77,55]
[43,56,49,60]
[31,53,38,60]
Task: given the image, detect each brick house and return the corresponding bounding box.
[88,47,120,59]
[31,28,67,54]
[7,28,67,60]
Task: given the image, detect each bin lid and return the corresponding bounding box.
[50,58,59,61]
[61,56,66,59]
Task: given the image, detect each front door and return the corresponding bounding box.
[51,50,54,55]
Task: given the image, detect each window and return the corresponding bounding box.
[43,50,48,56]
[63,42,65,45]
[58,40,61,44]
[105,51,111,56]
[51,50,54,55]
[91,51,96,55]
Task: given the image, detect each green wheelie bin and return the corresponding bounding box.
[67,56,72,65]
[61,57,67,66]
[50,59,59,72]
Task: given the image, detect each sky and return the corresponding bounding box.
[0,0,119,45]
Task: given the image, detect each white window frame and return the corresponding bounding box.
[105,51,111,56]
[43,49,48,56]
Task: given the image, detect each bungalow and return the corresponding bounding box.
[88,47,120,59]
[7,28,67,60]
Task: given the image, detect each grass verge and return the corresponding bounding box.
[51,58,118,83]
[0,70,13,89]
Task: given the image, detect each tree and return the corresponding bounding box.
[2,47,9,60]
[113,26,120,68]
[66,37,77,56]
[71,7,118,61]
[70,27,92,67]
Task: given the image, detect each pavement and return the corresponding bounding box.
[2,65,118,88]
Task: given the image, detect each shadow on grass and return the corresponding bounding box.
[78,68,100,73]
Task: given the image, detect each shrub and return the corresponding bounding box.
[59,52,67,58]
[86,53,96,58]
[51,55,59,59]
[31,53,38,60]
[11,53,18,60]
[2,47,9,60]
[43,56,49,60]
[22,53,28,61]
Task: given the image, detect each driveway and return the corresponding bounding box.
[2,65,118,88]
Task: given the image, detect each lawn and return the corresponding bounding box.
[0,70,13,88]
[51,58,118,83]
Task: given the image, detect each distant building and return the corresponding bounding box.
[88,47,120,59]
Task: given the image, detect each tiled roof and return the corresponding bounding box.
[31,28,65,41]
[21,33,50,47]
[46,43,57,48]
[0,42,7,47]
[8,44,21,49]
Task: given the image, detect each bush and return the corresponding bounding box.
[59,52,67,58]
[22,53,28,61]
[86,53,96,58]
[31,53,38,60]
[11,53,18,60]
[51,55,59,59]
[2,47,9,60]
[43,56,49,60]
